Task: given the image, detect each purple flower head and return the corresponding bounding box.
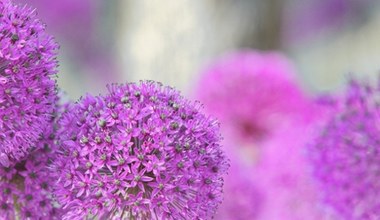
[310,79,380,219]
[196,50,310,144]
[0,128,62,220]
[0,0,59,167]
[53,81,228,220]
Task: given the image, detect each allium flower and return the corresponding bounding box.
[0,128,62,220]
[53,81,228,220]
[310,79,380,219]
[0,0,59,167]
[196,50,310,143]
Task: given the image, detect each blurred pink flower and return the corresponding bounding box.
[214,98,332,220]
[252,115,338,220]
[196,50,311,145]
[310,79,380,219]
[196,50,337,219]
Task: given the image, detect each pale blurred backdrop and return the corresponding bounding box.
[10,1,380,218]
[16,0,380,99]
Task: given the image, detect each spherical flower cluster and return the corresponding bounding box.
[53,81,228,220]
[0,0,59,167]
[196,50,310,143]
[310,80,380,219]
[0,128,61,219]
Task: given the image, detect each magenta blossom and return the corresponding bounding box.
[310,79,380,219]
[252,115,337,219]
[52,81,228,220]
[0,0,59,167]
[0,128,62,220]
[196,50,311,144]
[214,96,334,220]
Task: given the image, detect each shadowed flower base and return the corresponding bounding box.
[0,130,61,220]
[214,155,262,220]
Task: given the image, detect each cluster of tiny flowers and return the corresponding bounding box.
[0,128,62,220]
[53,81,228,220]
[310,80,380,219]
[196,50,309,143]
[0,0,59,167]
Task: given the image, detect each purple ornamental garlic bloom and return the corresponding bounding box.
[310,79,380,219]
[53,81,228,220]
[196,50,310,144]
[0,128,62,220]
[0,0,59,167]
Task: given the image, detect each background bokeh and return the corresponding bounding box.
[13,0,380,219]
[13,0,380,99]
[11,0,380,99]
